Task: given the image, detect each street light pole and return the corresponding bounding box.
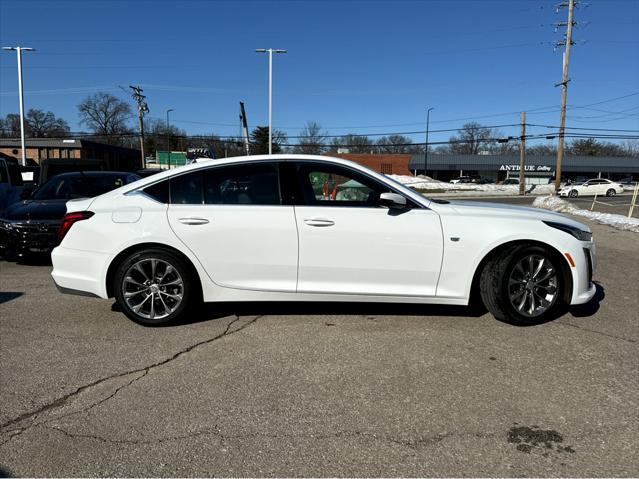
[256,48,286,154]
[3,46,35,167]
[424,107,434,177]
[166,108,174,169]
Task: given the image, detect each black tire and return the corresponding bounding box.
[569,189,578,198]
[114,248,199,326]
[606,188,616,197]
[479,244,567,326]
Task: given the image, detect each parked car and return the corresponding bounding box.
[0,171,140,259]
[51,155,596,327]
[0,156,24,213]
[558,178,624,198]
[500,178,519,185]
[450,175,480,184]
[136,168,164,178]
[478,177,495,185]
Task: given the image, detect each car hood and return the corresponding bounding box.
[1,199,68,222]
[444,200,591,232]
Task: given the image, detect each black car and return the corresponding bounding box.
[0,171,140,259]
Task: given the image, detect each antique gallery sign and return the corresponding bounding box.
[499,164,553,172]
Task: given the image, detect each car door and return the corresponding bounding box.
[166,162,298,292]
[596,179,609,195]
[288,161,444,297]
[582,179,600,196]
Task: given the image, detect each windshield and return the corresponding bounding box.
[33,174,138,200]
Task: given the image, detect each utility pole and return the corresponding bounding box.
[129,85,149,168]
[519,112,526,196]
[166,108,174,169]
[239,102,251,156]
[256,48,286,155]
[2,46,35,167]
[554,0,576,192]
[424,107,434,177]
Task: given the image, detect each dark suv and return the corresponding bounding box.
[0,171,140,259]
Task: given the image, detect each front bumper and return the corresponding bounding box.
[570,242,597,305]
[0,220,59,257]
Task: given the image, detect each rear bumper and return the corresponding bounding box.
[51,246,110,299]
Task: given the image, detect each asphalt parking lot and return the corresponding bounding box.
[438,191,639,219]
[1,215,637,476]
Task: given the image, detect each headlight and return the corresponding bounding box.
[543,221,592,241]
[0,220,13,231]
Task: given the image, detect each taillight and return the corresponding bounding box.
[57,211,94,244]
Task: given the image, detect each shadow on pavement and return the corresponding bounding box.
[111,283,605,328]
[569,282,605,318]
[0,292,24,305]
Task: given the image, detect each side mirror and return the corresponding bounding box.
[379,192,408,209]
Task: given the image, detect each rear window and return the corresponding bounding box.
[143,180,170,203]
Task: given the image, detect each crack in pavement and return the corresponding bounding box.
[557,320,637,344]
[42,423,490,453]
[0,314,262,447]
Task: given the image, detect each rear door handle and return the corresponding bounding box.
[178,217,209,225]
[304,217,335,227]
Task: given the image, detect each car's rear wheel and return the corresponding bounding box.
[569,189,578,198]
[114,249,197,326]
[606,188,616,197]
[480,245,567,325]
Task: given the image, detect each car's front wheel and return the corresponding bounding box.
[568,189,578,198]
[114,249,198,326]
[606,188,616,197]
[480,245,567,325]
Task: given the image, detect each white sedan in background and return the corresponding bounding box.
[51,155,596,327]
[558,178,624,198]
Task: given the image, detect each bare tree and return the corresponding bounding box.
[567,138,625,156]
[78,92,133,145]
[0,113,21,137]
[142,118,188,156]
[376,134,417,154]
[448,122,496,154]
[294,121,327,154]
[622,139,639,156]
[26,109,70,137]
[528,143,558,156]
[329,134,374,153]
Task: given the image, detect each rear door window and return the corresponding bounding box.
[170,171,203,204]
[203,163,280,205]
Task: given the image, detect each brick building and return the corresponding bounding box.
[330,153,411,175]
[0,138,141,170]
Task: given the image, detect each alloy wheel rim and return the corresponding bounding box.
[508,254,558,318]
[122,258,184,320]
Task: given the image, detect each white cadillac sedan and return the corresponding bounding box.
[558,178,624,198]
[51,155,596,326]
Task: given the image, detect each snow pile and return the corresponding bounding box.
[533,195,639,233]
[388,174,555,195]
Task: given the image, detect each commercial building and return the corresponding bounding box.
[408,154,639,183]
[0,138,141,170]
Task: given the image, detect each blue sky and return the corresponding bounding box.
[1,0,638,146]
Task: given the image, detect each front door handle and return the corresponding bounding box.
[304,217,335,227]
[178,217,209,225]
